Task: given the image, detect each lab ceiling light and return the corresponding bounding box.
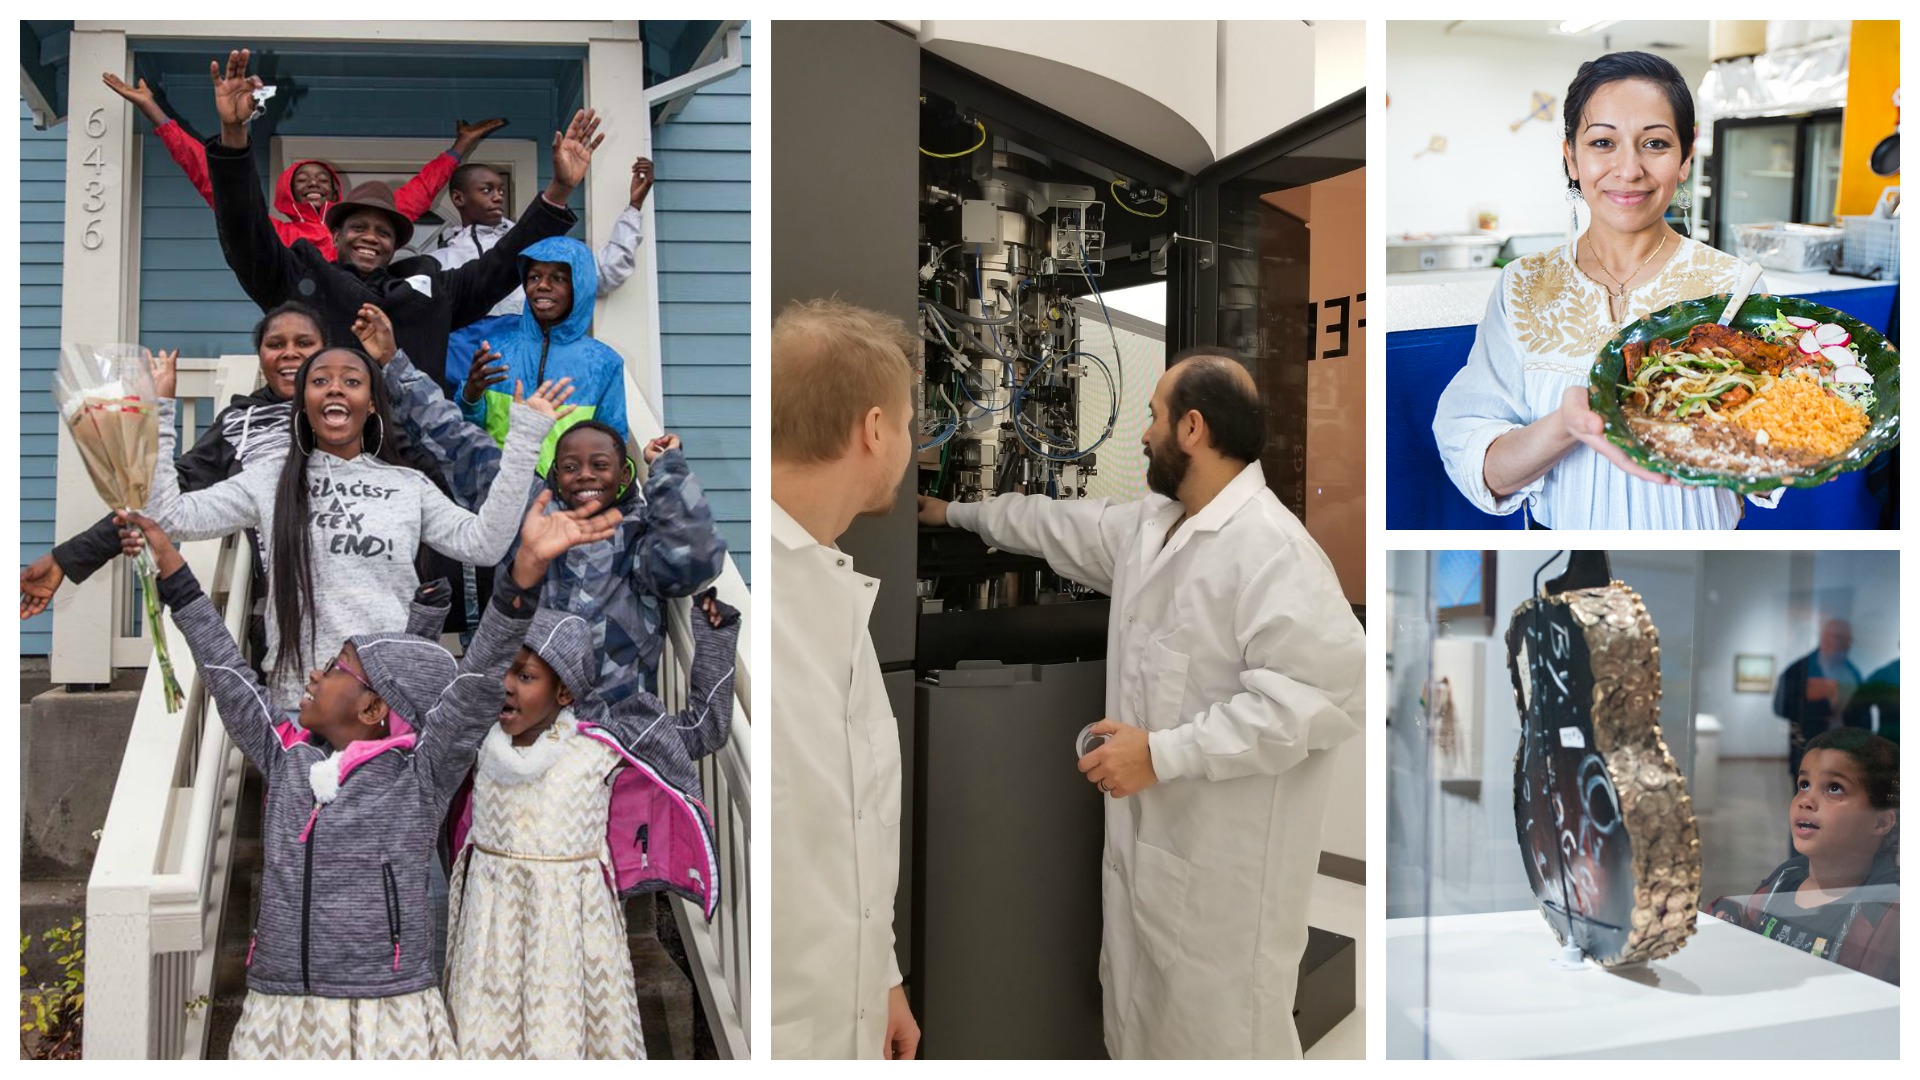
[1554,20,1618,36]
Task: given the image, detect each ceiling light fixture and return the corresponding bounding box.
[1555,20,1618,35]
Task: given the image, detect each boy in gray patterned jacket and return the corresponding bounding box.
[366,317,725,703]
[119,492,620,1059]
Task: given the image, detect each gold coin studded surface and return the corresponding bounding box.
[1564,581,1702,964]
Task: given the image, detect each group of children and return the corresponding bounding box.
[23,48,736,1059]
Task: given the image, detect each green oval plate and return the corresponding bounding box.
[1589,294,1901,493]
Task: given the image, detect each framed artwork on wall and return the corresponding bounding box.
[1734,654,1775,693]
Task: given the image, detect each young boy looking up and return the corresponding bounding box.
[446,237,631,470]
[428,157,654,318]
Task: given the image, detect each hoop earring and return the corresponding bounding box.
[364,414,383,457]
[293,412,313,457]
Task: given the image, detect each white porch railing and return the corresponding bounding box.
[82,360,752,1060]
[623,368,753,1060]
[83,354,259,1059]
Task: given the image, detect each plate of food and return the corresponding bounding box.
[1588,295,1900,492]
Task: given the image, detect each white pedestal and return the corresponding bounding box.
[1693,713,1722,814]
[1386,910,1898,1058]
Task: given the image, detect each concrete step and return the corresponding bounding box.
[22,681,144,881]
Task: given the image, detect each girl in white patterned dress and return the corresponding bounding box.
[1433,51,1774,529]
[442,593,738,1058]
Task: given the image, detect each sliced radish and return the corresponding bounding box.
[1821,344,1859,366]
[1814,322,1850,347]
[1833,366,1874,384]
[1786,316,1819,328]
[1799,330,1821,355]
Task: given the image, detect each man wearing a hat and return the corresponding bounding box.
[202,48,600,388]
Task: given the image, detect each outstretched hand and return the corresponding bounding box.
[452,117,508,157]
[643,434,680,464]
[462,341,509,405]
[210,49,263,144]
[351,304,397,366]
[102,72,166,125]
[149,349,179,399]
[515,378,578,422]
[630,157,655,209]
[511,491,622,586]
[548,108,605,194]
[21,555,65,620]
[114,512,187,579]
[1557,386,1676,486]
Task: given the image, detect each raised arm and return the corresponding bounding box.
[127,514,286,773]
[443,109,600,325]
[593,158,652,297]
[148,398,266,542]
[414,399,554,566]
[103,72,217,206]
[391,119,505,222]
[203,50,299,308]
[933,491,1139,596]
[374,334,506,512]
[632,447,727,598]
[417,495,620,801]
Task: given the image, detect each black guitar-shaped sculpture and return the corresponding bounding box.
[1506,551,1701,966]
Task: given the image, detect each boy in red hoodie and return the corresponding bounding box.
[102,70,503,262]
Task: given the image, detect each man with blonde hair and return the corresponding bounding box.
[771,298,921,1060]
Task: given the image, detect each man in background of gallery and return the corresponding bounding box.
[1775,618,1868,777]
[769,298,920,1060]
[918,352,1365,1058]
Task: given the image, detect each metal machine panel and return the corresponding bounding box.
[883,667,916,980]
[912,659,1108,1059]
[772,20,922,664]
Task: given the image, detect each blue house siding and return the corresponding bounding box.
[654,23,750,582]
[21,98,67,655]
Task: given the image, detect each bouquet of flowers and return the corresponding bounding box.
[53,344,183,711]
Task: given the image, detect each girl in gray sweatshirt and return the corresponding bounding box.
[121,491,621,1059]
[148,345,558,709]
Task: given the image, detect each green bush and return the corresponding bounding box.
[20,918,85,1059]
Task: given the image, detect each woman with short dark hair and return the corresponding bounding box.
[1433,51,1765,529]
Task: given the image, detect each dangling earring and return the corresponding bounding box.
[364,414,383,456]
[1566,183,1583,238]
[1677,184,1693,213]
[293,412,313,457]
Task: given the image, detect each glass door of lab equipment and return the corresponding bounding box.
[1168,89,1367,606]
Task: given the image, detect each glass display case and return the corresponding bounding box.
[1387,549,1900,1059]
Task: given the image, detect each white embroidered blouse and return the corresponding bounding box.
[1433,235,1768,529]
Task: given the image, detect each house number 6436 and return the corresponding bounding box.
[80,106,108,250]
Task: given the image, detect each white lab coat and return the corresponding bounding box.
[769,502,903,1059]
[948,462,1363,1059]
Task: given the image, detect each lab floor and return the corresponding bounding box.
[1304,872,1365,1060]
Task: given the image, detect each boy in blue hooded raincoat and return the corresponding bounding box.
[445,236,628,475]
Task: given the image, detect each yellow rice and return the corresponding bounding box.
[1730,370,1869,458]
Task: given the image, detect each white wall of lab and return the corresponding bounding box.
[1217,21,1365,161]
[1385,22,1711,237]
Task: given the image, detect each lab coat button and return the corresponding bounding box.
[837,558,846,567]
[865,908,871,919]
[857,810,863,820]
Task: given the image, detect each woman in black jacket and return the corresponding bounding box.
[203,48,603,387]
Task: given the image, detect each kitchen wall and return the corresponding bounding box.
[1386,21,1713,237]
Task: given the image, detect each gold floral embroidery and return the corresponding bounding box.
[1507,239,1746,371]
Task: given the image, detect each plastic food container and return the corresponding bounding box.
[1732,222,1845,272]
[1838,215,1900,280]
